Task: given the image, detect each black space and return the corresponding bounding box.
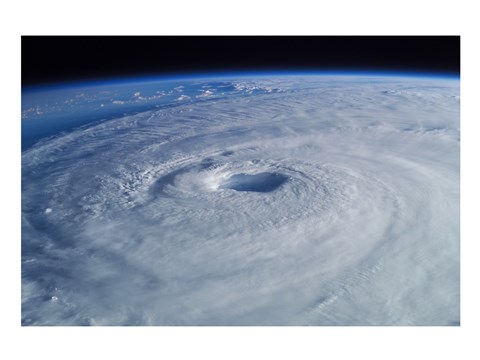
[21,36,460,86]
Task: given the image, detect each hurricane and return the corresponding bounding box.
[21,74,460,325]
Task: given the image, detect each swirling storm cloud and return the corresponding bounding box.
[22,75,460,325]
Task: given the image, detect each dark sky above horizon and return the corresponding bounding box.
[21,36,460,86]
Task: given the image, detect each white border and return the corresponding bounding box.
[2,1,479,359]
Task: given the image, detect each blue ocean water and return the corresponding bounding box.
[22,71,457,151]
[22,79,207,150]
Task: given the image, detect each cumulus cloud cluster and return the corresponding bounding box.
[22,76,460,325]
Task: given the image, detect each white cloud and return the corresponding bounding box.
[22,76,460,326]
[176,94,189,101]
[197,89,214,98]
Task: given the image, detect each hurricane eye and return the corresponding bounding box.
[220,172,288,193]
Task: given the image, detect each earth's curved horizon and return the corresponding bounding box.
[22,73,460,325]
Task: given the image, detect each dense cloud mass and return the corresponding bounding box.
[22,76,460,325]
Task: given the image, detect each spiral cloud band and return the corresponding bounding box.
[22,76,460,325]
